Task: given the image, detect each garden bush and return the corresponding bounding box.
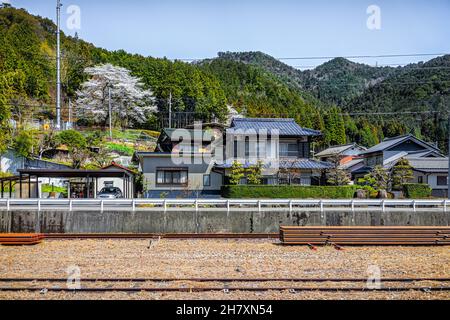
[402,183,432,199]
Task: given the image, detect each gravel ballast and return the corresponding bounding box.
[0,239,449,300]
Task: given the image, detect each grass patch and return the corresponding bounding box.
[106,142,135,156]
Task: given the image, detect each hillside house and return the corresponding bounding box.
[353,134,445,180]
[217,118,331,186]
[134,118,332,198]
[316,143,367,177]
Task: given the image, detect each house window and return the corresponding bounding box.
[156,168,188,186]
[299,142,310,158]
[245,137,250,158]
[418,176,423,184]
[437,176,448,186]
[280,143,299,157]
[203,174,211,187]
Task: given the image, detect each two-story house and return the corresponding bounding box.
[352,134,445,181]
[216,118,331,186]
[133,125,226,198]
[133,118,332,198]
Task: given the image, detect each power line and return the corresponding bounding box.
[177,53,449,62]
[294,65,450,70]
[277,53,449,61]
[342,111,445,116]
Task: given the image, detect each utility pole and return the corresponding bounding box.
[448,113,450,199]
[68,98,72,128]
[168,91,172,129]
[56,0,62,130]
[109,86,113,140]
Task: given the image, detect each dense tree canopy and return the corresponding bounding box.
[0,6,448,155]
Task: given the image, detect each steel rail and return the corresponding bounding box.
[0,286,449,293]
[43,233,278,239]
[0,278,449,283]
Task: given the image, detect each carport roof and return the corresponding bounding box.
[17,169,134,178]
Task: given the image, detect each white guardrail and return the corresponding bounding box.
[0,199,449,213]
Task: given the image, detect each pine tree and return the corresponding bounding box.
[246,161,263,185]
[229,161,245,185]
[326,155,351,186]
[362,165,391,191]
[392,158,414,190]
[324,107,346,146]
[0,74,12,171]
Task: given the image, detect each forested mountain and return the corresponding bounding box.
[345,55,450,151]
[0,6,228,129]
[215,51,396,106]
[0,6,448,151]
[208,51,450,151]
[0,6,349,147]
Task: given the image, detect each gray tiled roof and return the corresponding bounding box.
[279,159,332,170]
[214,159,331,170]
[339,158,364,170]
[407,157,449,172]
[229,118,321,137]
[363,134,441,154]
[316,143,366,157]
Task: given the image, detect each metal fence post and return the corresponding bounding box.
[320,200,324,213]
[101,200,104,213]
[37,200,41,212]
[381,200,385,213]
[163,200,167,213]
[289,200,293,214]
[443,200,447,213]
[69,199,73,212]
[412,200,416,212]
[132,199,136,212]
[227,200,230,214]
[351,200,355,213]
[6,198,10,211]
[195,200,199,212]
[258,200,261,213]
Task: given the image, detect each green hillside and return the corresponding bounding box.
[0,6,448,153]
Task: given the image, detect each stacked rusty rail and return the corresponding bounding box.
[0,234,44,246]
[280,227,450,246]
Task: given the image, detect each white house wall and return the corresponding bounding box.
[142,156,223,191]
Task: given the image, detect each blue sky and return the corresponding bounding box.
[9,0,450,68]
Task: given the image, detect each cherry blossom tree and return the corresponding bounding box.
[76,64,156,128]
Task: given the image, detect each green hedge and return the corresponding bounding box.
[222,185,358,199]
[402,183,432,199]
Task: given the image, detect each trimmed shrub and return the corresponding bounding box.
[402,183,432,199]
[222,185,358,199]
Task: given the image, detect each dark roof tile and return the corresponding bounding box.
[228,118,321,137]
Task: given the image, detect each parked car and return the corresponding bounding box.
[97,187,123,199]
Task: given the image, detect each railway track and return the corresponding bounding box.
[44,233,279,240]
[0,278,449,293]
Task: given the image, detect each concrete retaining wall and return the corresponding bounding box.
[0,210,449,234]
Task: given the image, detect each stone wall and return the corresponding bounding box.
[0,210,449,233]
